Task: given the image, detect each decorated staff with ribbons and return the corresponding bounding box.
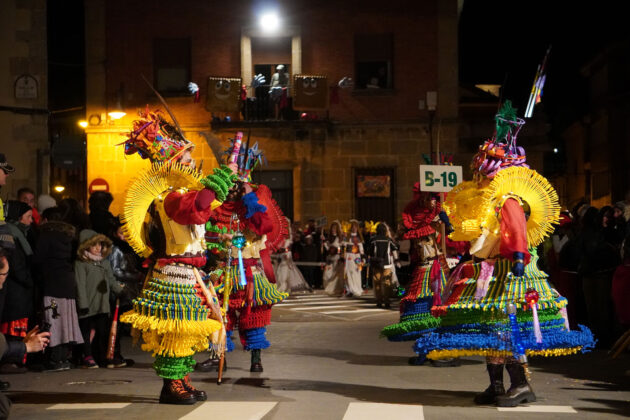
[118,108,237,405]
[198,133,289,374]
[380,181,454,366]
[414,102,595,407]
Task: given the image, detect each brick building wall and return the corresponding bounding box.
[84,0,459,222]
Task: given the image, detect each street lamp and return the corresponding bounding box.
[78,120,88,128]
[259,11,280,33]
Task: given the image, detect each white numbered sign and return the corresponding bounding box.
[419,165,462,192]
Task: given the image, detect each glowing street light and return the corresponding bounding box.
[260,12,280,33]
[108,110,126,120]
[78,120,88,128]
[54,185,65,193]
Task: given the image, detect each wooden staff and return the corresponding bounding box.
[106,298,120,361]
[192,267,227,384]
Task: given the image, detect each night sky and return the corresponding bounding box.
[459,1,627,130]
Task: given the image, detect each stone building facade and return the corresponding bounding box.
[84,0,460,224]
[0,0,49,198]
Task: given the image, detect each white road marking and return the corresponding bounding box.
[179,401,278,420]
[497,405,577,413]
[47,403,131,410]
[343,402,424,420]
[322,308,387,314]
[278,300,372,307]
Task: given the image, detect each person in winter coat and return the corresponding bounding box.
[75,229,124,368]
[1,201,35,339]
[106,220,142,368]
[33,208,84,371]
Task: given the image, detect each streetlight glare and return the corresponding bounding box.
[260,12,280,32]
[54,185,65,193]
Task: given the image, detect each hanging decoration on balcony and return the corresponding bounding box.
[293,74,329,111]
[206,76,242,113]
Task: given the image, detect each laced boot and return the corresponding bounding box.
[474,363,506,405]
[250,349,263,372]
[496,363,536,407]
[181,374,207,401]
[159,378,197,405]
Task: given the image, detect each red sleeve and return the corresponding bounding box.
[259,248,276,283]
[402,203,416,230]
[499,197,531,264]
[163,189,217,225]
[248,211,273,236]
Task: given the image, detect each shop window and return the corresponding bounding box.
[354,34,393,90]
[153,38,191,95]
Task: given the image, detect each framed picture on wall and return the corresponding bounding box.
[356,175,391,198]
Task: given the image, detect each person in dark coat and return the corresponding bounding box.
[1,201,35,340]
[33,208,84,371]
[0,248,50,418]
[88,191,117,236]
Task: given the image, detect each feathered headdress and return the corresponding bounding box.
[472,101,528,179]
[123,107,194,163]
[224,132,266,181]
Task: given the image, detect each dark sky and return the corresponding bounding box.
[459,1,628,127]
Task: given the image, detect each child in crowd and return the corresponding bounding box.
[75,229,124,368]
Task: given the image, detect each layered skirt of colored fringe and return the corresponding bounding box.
[216,264,288,344]
[414,257,596,360]
[381,264,446,341]
[120,264,223,359]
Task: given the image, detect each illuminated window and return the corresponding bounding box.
[354,34,393,90]
[153,38,191,95]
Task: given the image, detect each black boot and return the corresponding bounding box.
[496,363,536,407]
[195,357,223,372]
[474,363,506,405]
[181,374,207,401]
[250,349,263,372]
[159,378,197,405]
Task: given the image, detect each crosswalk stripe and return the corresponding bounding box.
[292,305,357,311]
[343,402,424,420]
[278,300,372,307]
[47,403,131,410]
[496,405,577,413]
[179,401,278,420]
[322,308,387,314]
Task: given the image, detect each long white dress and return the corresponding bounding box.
[274,239,312,294]
[343,241,364,297]
[323,236,345,296]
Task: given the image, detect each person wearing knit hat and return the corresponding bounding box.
[37,194,57,215]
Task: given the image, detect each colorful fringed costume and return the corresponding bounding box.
[209,183,289,359]
[117,108,237,404]
[381,186,447,354]
[415,101,595,407]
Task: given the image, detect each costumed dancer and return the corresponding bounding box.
[342,221,365,297]
[118,109,236,404]
[323,221,345,296]
[380,184,452,366]
[275,217,312,294]
[201,134,289,373]
[414,102,596,406]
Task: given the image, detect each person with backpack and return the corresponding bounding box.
[368,223,398,308]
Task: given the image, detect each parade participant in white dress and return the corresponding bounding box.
[343,234,365,297]
[323,221,345,296]
[275,218,312,294]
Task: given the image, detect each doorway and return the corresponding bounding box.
[354,167,396,226]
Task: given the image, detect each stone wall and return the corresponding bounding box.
[0,0,49,198]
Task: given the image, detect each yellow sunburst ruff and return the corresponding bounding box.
[443,181,488,242]
[119,162,226,379]
[482,166,561,247]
